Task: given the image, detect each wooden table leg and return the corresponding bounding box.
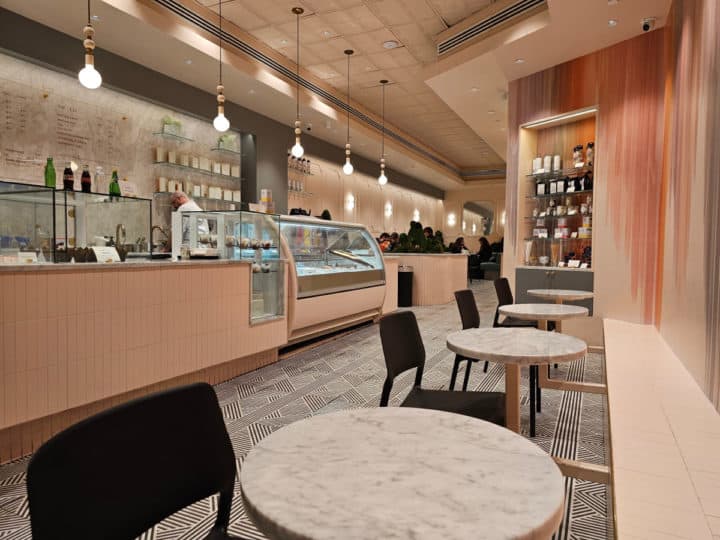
[505,364,521,432]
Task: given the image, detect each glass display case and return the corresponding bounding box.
[0,180,152,263]
[172,210,284,323]
[0,180,56,263]
[279,217,385,299]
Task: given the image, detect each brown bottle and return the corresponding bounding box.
[80,164,92,193]
[62,162,74,191]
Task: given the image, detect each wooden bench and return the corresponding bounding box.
[604,319,719,539]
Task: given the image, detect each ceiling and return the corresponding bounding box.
[0,0,674,194]
[196,0,505,171]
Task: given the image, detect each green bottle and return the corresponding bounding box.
[44,157,56,188]
[109,170,121,199]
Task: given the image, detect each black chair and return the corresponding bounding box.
[450,289,490,391]
[492,277,538,329]
[378,311,505,426]
[467,254,483,282]
[27,383,243,540]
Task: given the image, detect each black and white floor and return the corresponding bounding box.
[0,280,612,540]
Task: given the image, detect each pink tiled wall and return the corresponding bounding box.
[0,262,287,430]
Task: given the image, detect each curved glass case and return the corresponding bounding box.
[280,217,385,298]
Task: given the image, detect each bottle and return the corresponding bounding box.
[80,164,92,193]
[62,162,74,190]
[586,142,594,167]
[44,157,56,188]
[94,166,105,193]
[305,159,311,174]
[109,169,121,199]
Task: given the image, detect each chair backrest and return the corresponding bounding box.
[27,383,236,540]
[454,289,480,330]
[493,277,514,327]
[379,311,425,405]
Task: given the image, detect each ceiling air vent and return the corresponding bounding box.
[437,0,547,56]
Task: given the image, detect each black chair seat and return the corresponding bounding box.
[499,316,537,328]
[401,388,506,426]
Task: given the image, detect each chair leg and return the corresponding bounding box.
[536,369,542,413]
[461,360,473,391]
[483,360,489,373]
[213,487,233,533]
[529,366,536,438]
[450,355,463,390]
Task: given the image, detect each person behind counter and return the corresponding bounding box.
[170,191,209,242]
[450,237,469,254]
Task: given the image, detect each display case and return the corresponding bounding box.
[279,217,385,299]
[171,209,284,323]
[0,180,152,263]
[0,180,56,263]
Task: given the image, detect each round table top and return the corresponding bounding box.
[499,303,589,321]
[241,408,565,540]
[527,289,595,301]
[446,327,587,365]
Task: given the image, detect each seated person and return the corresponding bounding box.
[423,226,434,239]
[451,237,469,254]
[478,237,493,262]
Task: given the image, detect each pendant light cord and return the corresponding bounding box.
[296,10,300,120]
[218,0,222,85]
[346,54,350,143]
[87,0,91,25]
[381,83,385,158]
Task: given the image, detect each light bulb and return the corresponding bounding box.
[291,141,304,158]
[342,159,354,175]
[78,64,102,89]
[213,112,230,132]
[378,172,388,185]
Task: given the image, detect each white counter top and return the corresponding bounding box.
[0,258,252,272]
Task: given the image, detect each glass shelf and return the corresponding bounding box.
[523,237,593,242]
[152,131,195,143]
[153,192,240,207]
[526,165,593,181]
[524,214,593,221]
[152,161,242,181]
[210,146,243,157]
[288,190,314,198]
[526,189,593,200]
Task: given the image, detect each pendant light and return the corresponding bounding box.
[213,0,230,132]
[342,49,354,175]
[290,7,305,158]
[78,0,102,89]
[378,80,388,185]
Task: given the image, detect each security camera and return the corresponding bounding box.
[306,122,312,132]
[641,17,656,32]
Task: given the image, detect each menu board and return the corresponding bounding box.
[0,77,133,179]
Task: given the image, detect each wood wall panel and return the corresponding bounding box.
[506,30,667,324]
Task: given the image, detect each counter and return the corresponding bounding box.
[390,253,468,306]
[0,259,288,462]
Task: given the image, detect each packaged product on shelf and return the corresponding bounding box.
[586,142,594,166]
[572,145,584,167]
[231,165,240,178]
[168,150,176,164]
[212,161,221,174]
[201,183,209,197]
[199,157,211,171]
[191,156,200,169]
[192,185,202,197]
[221,163,231,176]
[532,157,542,173]
[552,155,561,171]
[223,189,233,201]
[184,180,194,194]
[208,186,222,199]
[578,227,592,239]
[232,190,241,202]
[260,189,272,202]
[543,155,552,171]
[155,147,167,162]
[180,154,189,167]
[157,176,168,192]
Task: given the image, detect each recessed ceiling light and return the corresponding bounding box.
[500,127,507,131]
[322,30,332,37]
[471,87,480,92]
[608,19,618,27]
[514,58,525,64]
[184,58,193,65]
[249,88,256,94]
[280,39,288,45]
[91,14,100,21]
[488,110,496,114]
[365,66,374,71]
[383,40,400,49]
[608,0,620,5]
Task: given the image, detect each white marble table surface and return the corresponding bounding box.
[499,303,589,321]
[527,289,595,302]
[446,328,587,365]
[241,407,564,540]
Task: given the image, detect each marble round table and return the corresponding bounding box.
[499,303,589,331]
[527,289,594,304]
[447,328,587,436]
[241,407,565,540]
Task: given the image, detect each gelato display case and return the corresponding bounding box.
[0,181,56,263]
[172,209,284,323]
[280,216,387,343]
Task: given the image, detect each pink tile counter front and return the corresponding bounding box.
[0,260,288,463]
[391,254,468,306]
